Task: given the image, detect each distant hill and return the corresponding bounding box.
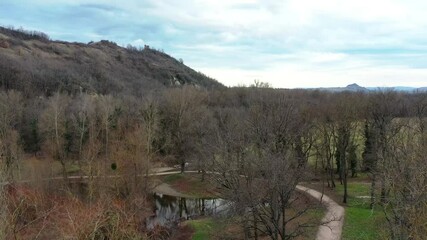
[366,86,427,92]
[309,83,369,92]
[306,83,427,93]
[0,26,223,97]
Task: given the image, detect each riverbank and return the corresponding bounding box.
[154,172,325,240]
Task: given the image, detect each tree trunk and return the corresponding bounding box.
[380,178,387,204]
[243,217,250,240]
[180,162,185,173]
[342,154,348,203]
[343,173,348,204]
[253,210,258,240]
[329,157,336,188]
[201,169,205,182]
[370,173,376,209]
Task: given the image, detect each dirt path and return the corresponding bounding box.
[296,185,344,240]
[153,172,345,239]
[150,167,176,173]
[153,182,194,198]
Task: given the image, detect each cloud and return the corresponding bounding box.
[131,38,145,47]
[199,64,427,89]
[1,0,427,87]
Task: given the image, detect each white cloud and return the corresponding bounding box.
[131,38,145,46]
[3,0,427,87]
[304,52,348,63]
[199,64,427,89]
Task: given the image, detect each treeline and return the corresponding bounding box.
[0,26,50,41]
[0,86,426,239]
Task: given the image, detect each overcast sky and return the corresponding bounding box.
[1,0,427,88]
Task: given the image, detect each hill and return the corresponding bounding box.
[366,86,427,92]
[307,83,369,92]
[0,26,223,97]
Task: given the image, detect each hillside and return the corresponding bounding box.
[0,27,223,97]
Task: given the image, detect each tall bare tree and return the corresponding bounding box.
[0,91,23,181]
[160,86,208,173]
[39,92,70,178]
[98,95,118,174]
[213,90,314,240]
[380,117,427,239]
[367,91,402,208]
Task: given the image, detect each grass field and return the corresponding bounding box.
[335,182,387,240]
[187,218,218,240]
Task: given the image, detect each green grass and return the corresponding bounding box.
[335,182,387,239]
[163,173,185,183]
[335,182,370,207]
[188,218,217,240]
[162,173,219,198]
[66,163,81,174]
[343,207,385,240]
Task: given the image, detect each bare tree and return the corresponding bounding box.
[380,117,427,239]
[213,90,314,240]
[366,91,402,208]
[332,94,361,204]
[98,95,118,175]
[39,92,70,179]
[71,94,102,200]
[0,90,23,180]
[139,95,160,180]
[314,99,338,189]
[160,86,208,173]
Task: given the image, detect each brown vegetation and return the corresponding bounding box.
[2,183,153,240]
[0,39,9,49]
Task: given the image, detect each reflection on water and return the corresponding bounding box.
[147,193,229,228]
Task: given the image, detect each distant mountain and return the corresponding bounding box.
[345,83,369,92]
[307,83,427,93]
[310,83,369,92]
[0,26,223,97]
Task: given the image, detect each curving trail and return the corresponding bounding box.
[155,171,345,240]
[296,185,345,240]
[2,169,344,239]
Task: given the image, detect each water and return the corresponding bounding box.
[146,193,229,228]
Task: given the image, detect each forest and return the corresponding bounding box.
[0,25,426,240]
[0,82,426,239]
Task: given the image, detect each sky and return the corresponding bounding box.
[1,0,427,88]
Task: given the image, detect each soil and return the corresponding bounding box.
[153,182,194,198]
